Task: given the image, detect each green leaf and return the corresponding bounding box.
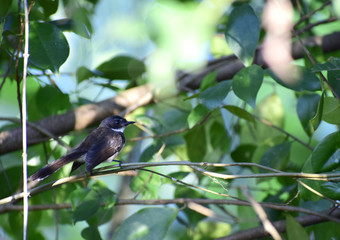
[81,226,103,240]
[188,104,209,128]
[320,182,340,200]
[51,19,91,39]
[225,4,260,66]
[232,65,263,108]
[327,70,340,98]
[76,66,95,82]
[130,170,161,199]
[0,0,12,18]
[223,105,256,125]
[184,125,207,162]
[91,181,116,209]
[322,97,340,124]
[296,93,320,136]
[231,144,257,163]
[200,80,232,110]
[209,121,230,151]
[113,208,178,240]
[193,221,231,240]
[96,56,145,80]
[71,188,101,222]
[310,91,324,131]
[303,131,340,173]
[29,22,69,72]
[267,67,321,91]
[286,214,309,240]
[200,71,217,91]
[34,85,72,118]
[259,142,291,172]
[36,0,59,17]
[312,57,340,72]
[139,141,163,162]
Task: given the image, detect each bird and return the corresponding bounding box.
[29,115,135,181]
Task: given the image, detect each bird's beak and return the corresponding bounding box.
[125,121,135,126]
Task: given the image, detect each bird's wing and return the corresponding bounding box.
[84,131,125,172]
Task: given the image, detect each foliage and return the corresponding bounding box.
[0,0,340,239]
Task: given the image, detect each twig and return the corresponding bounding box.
[1,198,339,223]
[294,0,332,27]
[242,187,282,240]
[252,114,314,151]
[22,0,30,239]
[295,18,337,35]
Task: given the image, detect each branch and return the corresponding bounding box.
[0,84,152,154]
[1,199,339,223]
[1,161,339,205]
[217,208,340,240]
[178,32,340,90]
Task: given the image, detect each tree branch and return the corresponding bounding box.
[0,84,152,154]
[217,208,340,240]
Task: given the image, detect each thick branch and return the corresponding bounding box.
[217,208,340,240]
[178,32,340,90]
[0,85,152,155]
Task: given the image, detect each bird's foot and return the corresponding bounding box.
[112,160,123,168]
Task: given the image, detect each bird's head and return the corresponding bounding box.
[100,115,135,132]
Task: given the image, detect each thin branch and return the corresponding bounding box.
[1,198,339,223]
[294,0,332,27]
[22,0,31,239]
[252,114,314,151]
[217,208,340,240]
[295,18,337,35]
[242,188,282,240]
[190,165,339,181]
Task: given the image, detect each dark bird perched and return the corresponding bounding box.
[29,115,135,181]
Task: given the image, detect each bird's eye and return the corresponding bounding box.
[114,120,120,124]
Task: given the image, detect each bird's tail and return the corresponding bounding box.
[28,151,85,181]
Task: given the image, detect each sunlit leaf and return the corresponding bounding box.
[200,71,217,91]
[223,105,256,125]
[76,66,94,82]
[232,65,263,108]
[188,104,209,128]
[113,208,178,240]
[29,22,69,72]
[225,4,260,66]
[130,170,161,199]
[193,221,231,239]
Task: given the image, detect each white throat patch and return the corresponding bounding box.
[113,127,126,133]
